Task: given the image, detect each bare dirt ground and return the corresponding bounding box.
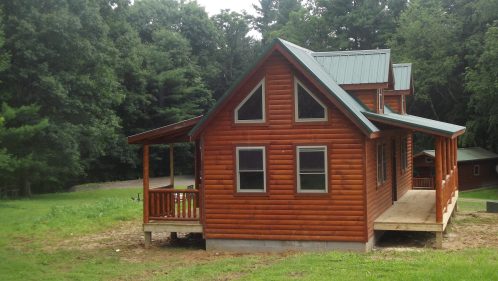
[70,175,195,192]
[376,210,498,250]
[53,210,498,258]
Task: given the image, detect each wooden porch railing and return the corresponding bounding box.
[413,177,434,189]
[435,137,458,223]
[148,189,200,221]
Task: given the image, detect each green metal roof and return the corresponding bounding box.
[393,63,412,91]
[419,147,498,162]
[189,38,464,139]
[189,38,380,137]
[313,49,391,85]
[363,111,466,138]
[278,39,379,134]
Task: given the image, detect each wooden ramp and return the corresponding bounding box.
[374,190,457,232]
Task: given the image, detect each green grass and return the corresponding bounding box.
[460,187,498,200]
[1,188,498,280]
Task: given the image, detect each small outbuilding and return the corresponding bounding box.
[414,147,498,190]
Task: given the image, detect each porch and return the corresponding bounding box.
[127,116,204,248]
[374,189,458,232]
[364,110,465,248]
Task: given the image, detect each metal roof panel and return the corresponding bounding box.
[420,147,498,162]
[313,50,391,85]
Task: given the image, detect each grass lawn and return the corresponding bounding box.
[460,187,498,200]
[1,188,498,280]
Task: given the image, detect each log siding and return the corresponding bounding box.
[202,53,368,242]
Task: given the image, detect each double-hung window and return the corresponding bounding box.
[377,143,387,186]
[236,147,266,192]
[297,146,328,193]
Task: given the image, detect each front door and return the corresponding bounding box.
[391,139,397,202]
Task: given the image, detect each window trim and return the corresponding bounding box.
[235,146,267,193]
[294,78,328,122]
[234,78,266,123]
[377,89,384,113]
[401,95,406,114]
[401,137,408,173]
[296,145,328,193]
[377,142,387,187]
[473,164,480,176]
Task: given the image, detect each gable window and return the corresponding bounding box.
[235,79,265,123]
[473,165,480,176]
[294,79,327,122]
[401,137,408,172]
[377,143,387,186]
[297,146,327,193]
[236,147,266,192]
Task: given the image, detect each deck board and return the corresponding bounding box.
[374,190,443,232]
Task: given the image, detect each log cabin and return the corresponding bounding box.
[414,147,498,191]
[128,39,465,251]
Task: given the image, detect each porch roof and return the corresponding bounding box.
[127,116,202,144]
[363,110,466,138]
[416,147,498,162]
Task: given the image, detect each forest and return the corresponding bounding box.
[0,0,497,195]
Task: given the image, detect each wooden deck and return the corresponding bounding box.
[374,190,458,232]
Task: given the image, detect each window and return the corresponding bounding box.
[235,79,265,123]
[401,137,408,172]
[377,143,387,186]
[236,147,266,192]
[401,95,406,114]
[473,165,480,176]
[377,89,384,113]
[294,79,327,122]
[425,157,434,164]
[297,146,327,193]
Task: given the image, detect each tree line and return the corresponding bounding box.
[0,0,496,195]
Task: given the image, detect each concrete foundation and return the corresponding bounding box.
[206,237,374,253]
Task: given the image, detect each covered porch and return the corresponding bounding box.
[127,116,204,248]
[365,109,465,248]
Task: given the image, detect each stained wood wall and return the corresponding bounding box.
[201,52,368,242]
[384,95,402,113]
[365,131,413,238]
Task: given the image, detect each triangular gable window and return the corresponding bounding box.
[295,79,327,122]
[235,79,265,123]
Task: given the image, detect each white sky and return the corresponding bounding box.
[195,0,259,16]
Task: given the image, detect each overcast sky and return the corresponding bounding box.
[195,0,259,16]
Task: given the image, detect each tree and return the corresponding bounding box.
[463,24,498,152]
[211,10,259,99]
[0,0,123,191]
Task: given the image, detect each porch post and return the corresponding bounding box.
[441,138,447,179]
[194,140,201,189]
[454,138,459,190]
[435,137,443,223]
[169,144,174,187]
[143,144,150,224]
[143,144,151,249]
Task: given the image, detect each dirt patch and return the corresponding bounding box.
[444,212,498,250]
[70,176,195,192]
[376,211,498,251]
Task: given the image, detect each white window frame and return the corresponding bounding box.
[294,78,328,122]
[236,146,266,192]
[473,164,480,176]
[296,145,328,193]
[234,78,266,123]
